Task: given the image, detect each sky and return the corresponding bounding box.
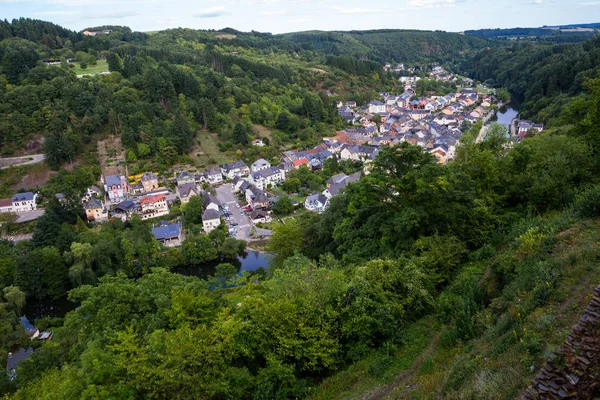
[1,0,599,34]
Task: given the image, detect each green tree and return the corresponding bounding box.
[183,196,204,225]
[273,196,294,216]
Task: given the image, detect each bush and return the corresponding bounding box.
[80,61,88,69]
[573,185,600,218]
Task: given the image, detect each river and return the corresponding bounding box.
[488,105,518,129]
[21,250,272,323]
[173,250,272,279]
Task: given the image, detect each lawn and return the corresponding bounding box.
[73,59,109,75]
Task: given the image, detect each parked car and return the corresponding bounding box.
[235,204,240,208]
[230,222,238,227]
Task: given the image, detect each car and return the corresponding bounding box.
[235,204,240,208]
[230,222,238,227]
[240,211,244,215]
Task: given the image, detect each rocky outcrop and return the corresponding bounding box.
[522,285,600,399]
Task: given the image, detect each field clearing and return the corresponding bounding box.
[74,59,109,75]
[216,33,236,39]
[195,130,234,167]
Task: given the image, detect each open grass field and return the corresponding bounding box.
[194,130,234,167]
[74,59,109,75]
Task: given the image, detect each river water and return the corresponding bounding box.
[489,105,518,129]
[22,250,272,323]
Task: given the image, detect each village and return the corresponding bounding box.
[0,64,545,249]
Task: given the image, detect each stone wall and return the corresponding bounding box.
[522,285,600,399]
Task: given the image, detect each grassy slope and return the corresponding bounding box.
[73,59,109,75]
[309,217,600,400]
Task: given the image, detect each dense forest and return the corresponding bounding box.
[461,35,600,125]
[2,18,600,399]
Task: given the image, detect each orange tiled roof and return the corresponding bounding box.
[140,194,166,205]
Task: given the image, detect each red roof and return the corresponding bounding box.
[292,158,309,167]
[0,198,12,207]
[140,194,166,205]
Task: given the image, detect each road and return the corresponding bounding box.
[215,184,272,241]
[2,234,33,243]
[16,209,45,223]
[0,154,46,170]
[215,184,253,241]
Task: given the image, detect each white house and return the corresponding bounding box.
[248,167,286,190]
[251,158,271,172]
[368,100,386,114]
[221,161,250,179]
[202,209,221,232]
[139,194,169,220]
[11,192,37,212]
[304,193,328,213]
[203,193,220,212]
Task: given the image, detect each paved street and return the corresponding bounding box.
[0,154,46,170]
[215,184,252,240]
[16,209,45,223]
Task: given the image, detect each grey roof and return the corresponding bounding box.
[177,183,198,198]
[251,166,281,180]
[85,198,103,209]
[105,175,124,187]
[250,209,269,219]
[114,200,136,213]
[12,192,35,202]
[327,173,348,186]
[221,160,248,172]
[327,183,346,197]
[89,185,101,193]
[176,171,193,181]
[203,192,219,208]
[7,348,34,373]
[202,208,220,221]
[206,167,222,176]
[251,158,270,170]
[152,223,181,241]
[141,172,157,181]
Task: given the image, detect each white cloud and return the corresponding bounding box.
[328,6,383,14]
[288,18,311,22]
[534,0,543,4]
[193,6,230,18]
[578,1,600,4]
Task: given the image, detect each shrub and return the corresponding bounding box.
[573,185,600,218]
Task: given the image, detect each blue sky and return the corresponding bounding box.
[1,0,599,34]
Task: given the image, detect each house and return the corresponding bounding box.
[203,192,220,212]
[176,183,201,204]
[141,172,159,192]
[11,192,37,212]
[221,161,250,179]
[345,101,357,108]
[250,209,271,224]
[202,209,221,233]
[81,186,102,204]
[252,139,265,147]
[112,200,137,221]
[0,198,13,213]
[323,172,361,199]
[292,158,309,169]
[518,120,544,138]
[304,193,328,213]
[340,145,379,162]
[232,176,248,193]
[430,143,449,163]
[6,348,34,380]
[196,168,223,185]
[368,100,386,114]
[152,223,182,247]
[139,194,169,220]
[84,198,108,222]
[249,166,286,190]
[245,186,269,209]
[176,171,195,186]
[103,175,128,202]
[251,158,271,172]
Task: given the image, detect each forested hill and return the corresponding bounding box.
[461,35,600,125]
[276,29,489,64]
